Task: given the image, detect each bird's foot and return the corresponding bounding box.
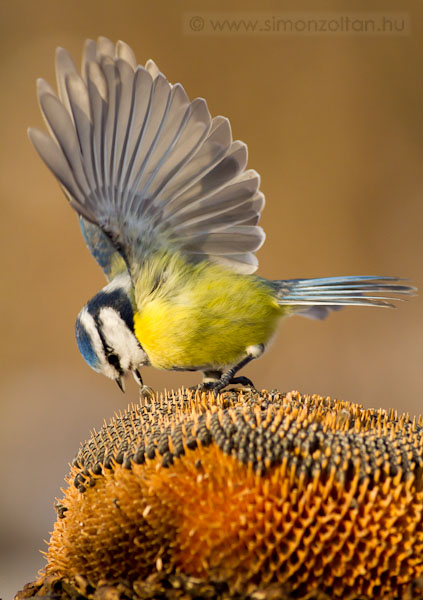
[227,376,255,388]
[139,384,155,405]
[211,375,256,396]
[192,376,256,397]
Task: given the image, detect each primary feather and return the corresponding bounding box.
[28,37,265,278]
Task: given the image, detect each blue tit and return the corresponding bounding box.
[28,37,415,395]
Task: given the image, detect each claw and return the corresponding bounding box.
[139,384,155,404]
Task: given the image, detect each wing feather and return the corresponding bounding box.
[65,73,96,192]
[28,128,87,209]
[38,93,91,199]
[116,40,137,69]
[170,172,262,230]
[86,60,108,207]
[114,58,136,192]
[179,226,265,255]
[29,37,266,277]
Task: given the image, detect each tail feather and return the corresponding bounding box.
[274,276,416,320]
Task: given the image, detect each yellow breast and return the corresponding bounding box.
[133,257,281,371]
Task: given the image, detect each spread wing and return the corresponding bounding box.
[28,36,265,279]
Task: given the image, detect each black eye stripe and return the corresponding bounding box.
[107,353,121,370]
[93,314,109,358]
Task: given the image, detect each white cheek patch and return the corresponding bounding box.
[77,308,118,379]
[99,307,148,371]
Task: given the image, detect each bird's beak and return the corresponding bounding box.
[115,376,125,393]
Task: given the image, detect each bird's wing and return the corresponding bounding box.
[28,37,265,279]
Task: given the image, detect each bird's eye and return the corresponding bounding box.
[107,353,121,370]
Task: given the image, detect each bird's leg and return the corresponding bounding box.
[211,356,256,395]
[200,345,264,396]
[200,370,255,389]
[202,370,223,385]
[189,370,222,393]
[132,368,155,403]
[198,370,254,392]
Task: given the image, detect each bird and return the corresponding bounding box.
[28,36,415,396]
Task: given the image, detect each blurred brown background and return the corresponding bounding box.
[0,0,422,597]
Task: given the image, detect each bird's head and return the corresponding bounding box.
[74,275,148,392]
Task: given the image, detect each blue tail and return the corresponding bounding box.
[273,276,416,320]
